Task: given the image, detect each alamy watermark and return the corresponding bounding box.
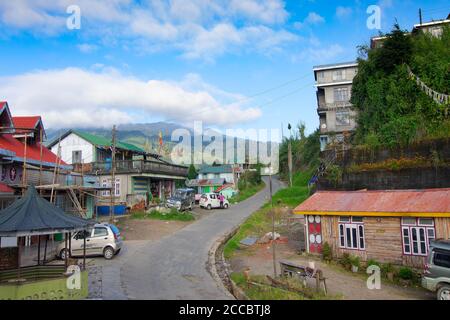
[367,5,382,30]
[170,121,280,173]
[66,5,81,30]
[366,265,381,290]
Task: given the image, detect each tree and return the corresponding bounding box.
[351,24,449,146]
[187,164,198,180]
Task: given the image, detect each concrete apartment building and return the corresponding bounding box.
[313,61,359,151]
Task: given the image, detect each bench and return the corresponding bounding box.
[279,260,327,295]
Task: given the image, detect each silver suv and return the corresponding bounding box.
[58,223,123,260]
[422,240,450,300]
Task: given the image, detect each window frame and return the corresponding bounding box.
[338,217,365,251]
[333,87,350,102]
[401,218,435,257]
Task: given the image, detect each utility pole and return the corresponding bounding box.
[419,8,423,25]
[110,125,116,223]
[287,124,293,188]
[268,166,276,278]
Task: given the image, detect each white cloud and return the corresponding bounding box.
[77,43,98,53]
[229,0,289,24]
[0,67,261,128]
[0,0,294,61]
[293,12,325,29]
[336,6,352,19]
[293,44,345,63]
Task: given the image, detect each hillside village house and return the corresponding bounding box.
[294,189,450,268]
[313,61,358,151]
[0,101,102,248]
[48,130,188,210]
[186,164,242,196]
[0,101,73,202]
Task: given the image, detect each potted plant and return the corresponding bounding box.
[382,263,395,282]
[350,255,361,273]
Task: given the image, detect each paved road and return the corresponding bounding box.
[92,176,283,300]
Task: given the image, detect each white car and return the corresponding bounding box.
[199,193,230,210]
[57,223,123,260]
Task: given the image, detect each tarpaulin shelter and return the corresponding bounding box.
[0,186,95,274]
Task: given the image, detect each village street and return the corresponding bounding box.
[88,176,284,300]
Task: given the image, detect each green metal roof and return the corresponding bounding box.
[198,165,233,174]
[74,130,145,153]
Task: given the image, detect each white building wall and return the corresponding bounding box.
[51,133,94,164]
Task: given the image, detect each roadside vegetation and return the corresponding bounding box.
[229,165,265,204]
[230,273,338,300]
[224,170,314,259]
[352,24,450,147]
[130,209,195,222]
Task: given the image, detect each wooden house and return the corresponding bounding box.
[294,189,450,268]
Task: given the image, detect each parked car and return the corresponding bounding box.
[199,193,230,210]
[166,188,195,211]
[57,223,123,260]
[422,240,450,300]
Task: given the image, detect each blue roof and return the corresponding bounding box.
[198,165,233,174]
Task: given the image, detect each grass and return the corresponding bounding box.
[130,209,195,221]
[229,182,265,204]
[224,170,314,259]
[231,272,338,300]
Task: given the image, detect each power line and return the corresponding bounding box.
[161,72,313,123]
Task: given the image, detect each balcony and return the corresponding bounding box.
[82,160,188,177]
[317,101,353,113]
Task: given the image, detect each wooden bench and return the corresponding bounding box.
[279,260,327,295]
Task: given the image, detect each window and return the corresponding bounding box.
[101,178,121,196]
[433,250,450,268]
[332,69,345,81]
[318,71,325,80]
[210,194,216,199]
[334,87,349,102]
[338,217,365,250]
[336,111,350,126]
[401,218,435,256]
[93,227,108,237]
[72,150,82,164]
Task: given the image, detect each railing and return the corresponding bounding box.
[0,265,66,283]
[318,101,352,112]
[89,160,188,177]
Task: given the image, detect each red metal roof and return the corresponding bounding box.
[12,116,41,133]
[294,189,450,214]
[215,184,234,192]
[0,182,14,194]
[0,133,66,166]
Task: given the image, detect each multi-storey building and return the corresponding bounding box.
[313,61,358,151]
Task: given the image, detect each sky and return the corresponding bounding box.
[0,0,448,137]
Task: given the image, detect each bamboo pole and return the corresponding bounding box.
[22,134,28,195]
[39,129,43,195]
[110,125,116,223]
[50,136,62,204]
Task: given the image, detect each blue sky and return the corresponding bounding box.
[0,0,448,137]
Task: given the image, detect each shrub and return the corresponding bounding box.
[350,255,361,268]
[322,242,332,262]
[381,263,395,276]
[339,253,352,270]
[367,259,381,268]
[397,267,414,280]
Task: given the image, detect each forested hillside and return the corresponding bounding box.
[351,24,450,147]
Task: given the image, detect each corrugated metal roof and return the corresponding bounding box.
[186,178,225,187]
[198,165,233,174]
[0,133,66,167]
[73,130,145,153]
[294,189,450,214]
